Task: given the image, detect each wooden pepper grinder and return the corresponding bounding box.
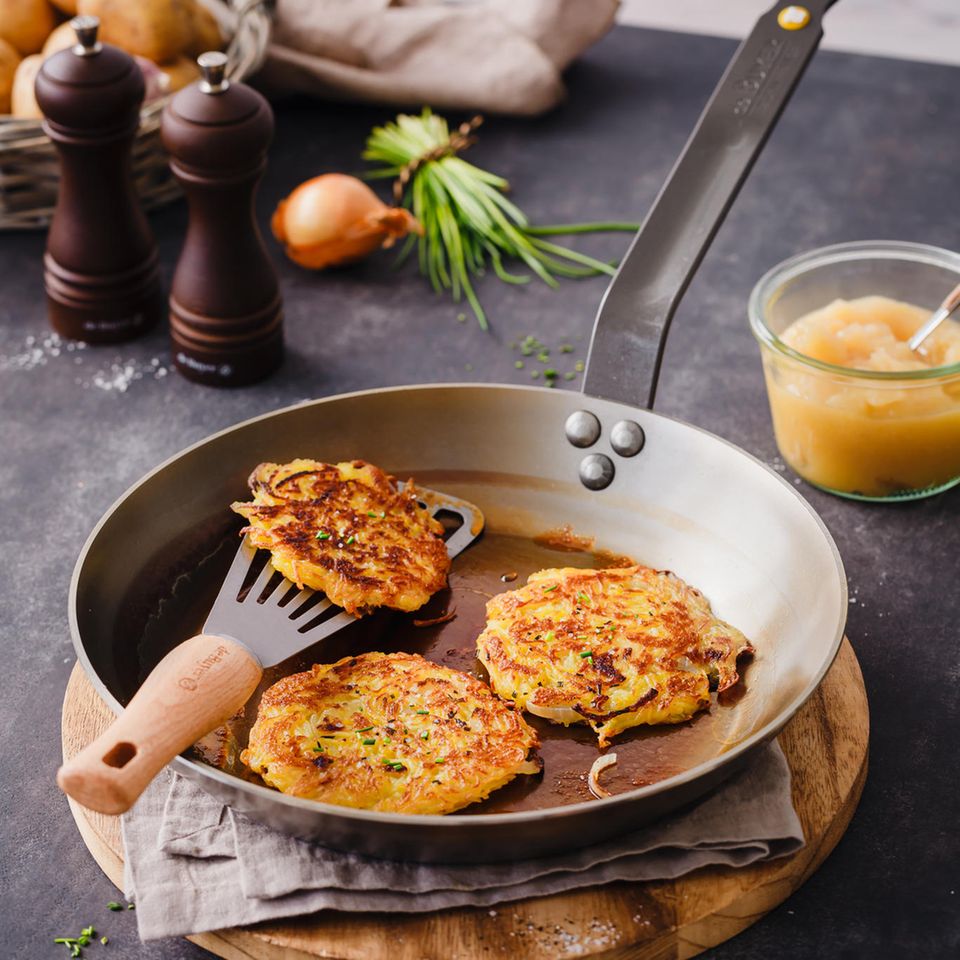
[35,16,163,344]
[161,52,283,386]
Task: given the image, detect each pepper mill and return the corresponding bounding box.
[35,16,163,344]
[161,52,283,386]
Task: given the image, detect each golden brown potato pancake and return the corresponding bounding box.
[241,652,541,814]
[231,459,449,616]
[476,565,754,747]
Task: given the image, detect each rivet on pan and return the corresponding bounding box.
[579,454,615,490]
[610,420,645,458]
[565,410,601,448]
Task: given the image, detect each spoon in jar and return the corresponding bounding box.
[908,281,960,353]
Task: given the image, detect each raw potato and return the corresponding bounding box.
[185,1,222,57]
[77,0,193,64]
[159,54,200,92]
[12,54,43,118]
[49,0,78,13]
[43,21,79,59]
[0,0,57,56]
[0,37,20,114]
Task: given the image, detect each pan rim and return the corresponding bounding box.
[68,382,847,827]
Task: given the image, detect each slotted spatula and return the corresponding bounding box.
[58,486,483,814]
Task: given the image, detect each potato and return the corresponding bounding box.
[49,0,78,13]
[0,0,57,56]
[12,54,43,118]
[184,0,222,58]
[158,54,200,92]
[77,0,193,64]
[0,37,20,114]
[42,20,79,59]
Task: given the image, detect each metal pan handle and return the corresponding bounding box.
[583,0,838,409]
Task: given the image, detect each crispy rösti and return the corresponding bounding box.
[231,459,449,615]
[241,652,541,814]
[476,566,754,747]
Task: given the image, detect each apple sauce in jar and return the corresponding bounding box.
[759,295,960,498]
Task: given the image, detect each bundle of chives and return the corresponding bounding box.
[363,109,637,331]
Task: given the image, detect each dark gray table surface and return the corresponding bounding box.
[2,24,958,960]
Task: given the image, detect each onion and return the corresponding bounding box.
[515,758,543,776]
[588,752,618,799]
[526,702,580,725]
[271,173,422,270]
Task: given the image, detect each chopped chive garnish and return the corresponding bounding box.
[355,726,374,732]
[367,510,378,517]
[577,591,590,604]
[514,360,525,369]
[345,535,355,545]
[312,742,323,752]
[434,757,446,764]
[560,344,574,353]
[544,631,555,643]
[420,731,429,740]
[563,372,576,381]
[543,584,559,592]
[574,360,585,372]
[81,927,94,938]
[127,904,135,910]
[101,938,108,946]
[78,937,90,947]
[415,709,429,715]
[362,738,376,745]
[107,902,122,911]
[579,650,593,658]
[315,531,330,540]
[383,760,406,771]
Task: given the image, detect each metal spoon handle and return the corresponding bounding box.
[908,281,960,352]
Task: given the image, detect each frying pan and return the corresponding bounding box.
[66,0,846,863]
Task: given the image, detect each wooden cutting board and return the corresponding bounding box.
[61,638,868,960]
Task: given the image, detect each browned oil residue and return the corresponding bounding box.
[500,571,518,583]
[533,524,594,553]
[131,528,754,815]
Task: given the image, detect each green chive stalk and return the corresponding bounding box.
[363,109,638,331]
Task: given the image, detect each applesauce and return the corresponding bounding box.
[750,243,960,501]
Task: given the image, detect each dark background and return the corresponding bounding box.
[1,24,958,960]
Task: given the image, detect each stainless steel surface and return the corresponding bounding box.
[203,488,481,668]
[564,409,601,448]
[584,0,838,410]
[198,51,230,94]
[578,452,616,490]
[69,385,847,863]
[70,15,102,57]
[610,419,645,457]
[908,280,960,351]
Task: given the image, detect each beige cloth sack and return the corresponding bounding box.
[257,0,620,116]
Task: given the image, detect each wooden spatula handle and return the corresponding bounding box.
[57,634,262,815]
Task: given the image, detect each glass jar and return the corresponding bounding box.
[749,241,960,501]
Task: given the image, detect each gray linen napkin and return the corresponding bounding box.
[122,740,802,941]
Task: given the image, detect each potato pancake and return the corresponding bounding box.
[476,566,754,747]
[241,652,541,814]
[231,459,450,615]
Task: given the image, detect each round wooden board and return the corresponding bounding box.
[61,638,868,960]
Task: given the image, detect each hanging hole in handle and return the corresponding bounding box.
[102,742,137,768]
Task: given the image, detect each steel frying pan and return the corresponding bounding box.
[65,0,846,863]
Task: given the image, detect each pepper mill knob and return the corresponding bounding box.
[197,51,228,93]
[35,15,163,344]
[70,15,101,55]
[161,53,283,386]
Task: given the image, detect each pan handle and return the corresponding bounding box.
[583,0,838,410]
[57,634,262,815]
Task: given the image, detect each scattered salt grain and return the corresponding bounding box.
[0,331,86,371]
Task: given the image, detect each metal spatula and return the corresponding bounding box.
[57,486,483,815]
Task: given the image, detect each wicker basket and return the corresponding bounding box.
[0,0,271,231]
